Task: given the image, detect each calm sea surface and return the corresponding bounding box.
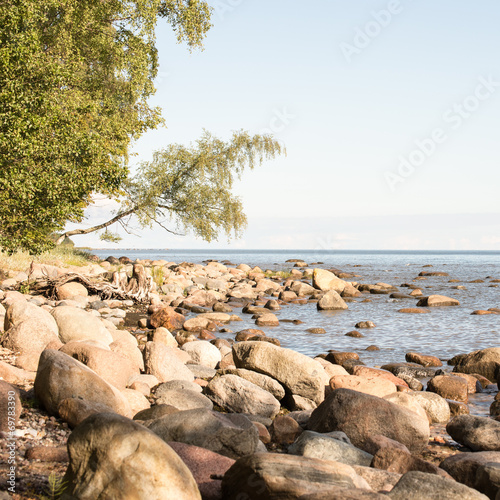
[92,249,500,367]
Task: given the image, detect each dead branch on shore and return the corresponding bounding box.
[19,264,153,303]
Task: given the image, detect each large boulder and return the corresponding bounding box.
[62,412,201,500]
[181,340,222,369]
[148,408,260,459]
[387,471,488,499]
[441,451,500,499]
[453,348,500,382]
[232,342,328,404]
[143,342,194,383]
[446,415,500,451]
[289,430,373,466]
[221,453,370,499]
[60,342,138,389]
[313,269,347,293]
[51,306,113,345]
[307,389,430,453]
[317,290,348,311]
[2,301,59,355]
[34,349,131,417]
[205,374,280,418]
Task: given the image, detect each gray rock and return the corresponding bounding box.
[156,388,213,411]
[447,415,500,451]
[307,389,430,454]
[205,374,280,418]
[453,348,500,383]
[221,453,370,500]
[223,368,286,400]
[289,431,373,466]
[148,408,260,459]
[387,470,488,499]
[441,451,500,499]
[143,342,194,383]
[181,340,222,368]
[154,380,202,396]
[62,412,201,500]
[186,364,217,379]
[407,391,451,423]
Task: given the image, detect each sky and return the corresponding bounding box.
[68,0,500,250]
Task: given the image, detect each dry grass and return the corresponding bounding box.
[0,247,94,273]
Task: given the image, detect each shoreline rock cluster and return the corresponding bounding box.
[0,257,499,499]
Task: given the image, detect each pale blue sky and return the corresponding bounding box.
[71,0,500,250]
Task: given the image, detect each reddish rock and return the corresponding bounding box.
[150,306,186,331]
[235,329,265,341]
[427,375,468,403]
[326,351,359,366]
[269,415,303,444]
[405,352,442,368]
[253,421,271,444]
[352,366,408,388]
[398,308,430,314]
[168,442,235,500]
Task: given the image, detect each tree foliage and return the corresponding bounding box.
[0,0,212,253]
[56,130,285,244]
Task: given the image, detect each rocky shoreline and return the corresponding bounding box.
[0,256,499,499]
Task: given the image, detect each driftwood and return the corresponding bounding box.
[22,264,153,303]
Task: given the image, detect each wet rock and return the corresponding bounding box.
[381,362,436,379]
[427,374,468,403]
[355,321,376,329]
[232,341,328,405]
[449,400,470,416]
[387,471,488,499]
[406,352,442,367]
[398,307,430,314]
[308,389,430,454]
[346,330,364,338]
[447,415,500,451]
[417,295,460,307]
[148,408,260,459]
[34,349,131,417]
[63,412,201,499]
[317,290,348,311]
[221,453,370,499]
[326,352,360,366]
[453,348,500,382]
[205,374,280,418]
[307,328,326,334]
[289,430,373,466]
